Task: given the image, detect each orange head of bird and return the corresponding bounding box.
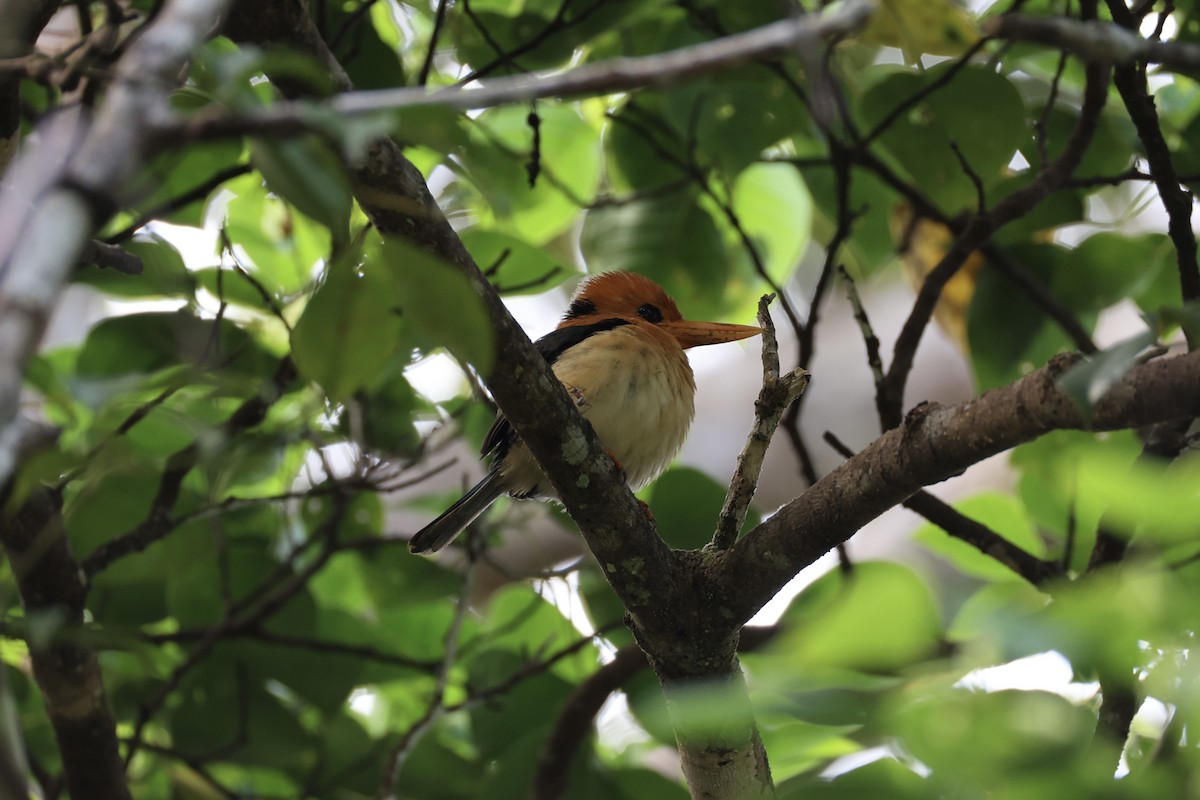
[558,272,762,349]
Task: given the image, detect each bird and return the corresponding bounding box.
[408,271,762,554]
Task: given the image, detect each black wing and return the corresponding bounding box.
[479,318,630,457]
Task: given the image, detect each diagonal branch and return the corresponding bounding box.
[0,487,130,800]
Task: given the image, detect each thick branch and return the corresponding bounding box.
[718,349,1200,626]
[0,487,130,800]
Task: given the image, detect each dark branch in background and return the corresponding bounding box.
[1093,668,1139,770]
[777,137,860,509]
[417,0,450,86]
[880,58,1110,428]
[1034,48,1071,168]
[104,162,253,244]
[378,533,481,798]
[531,626,778,800]
[711,295,809,550]
[532,644,647,800]
[721,349,1200,626]
[0,487,130,800]
[838,266,887,421]
[81,357,298,575]
[822,432,1062,586]
[1102,2,1200,310]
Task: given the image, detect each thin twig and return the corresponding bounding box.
[417,0,450,86]
[711,295,809,550]
[377,532,482,798]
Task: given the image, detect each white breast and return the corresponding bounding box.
[498,326,696,495]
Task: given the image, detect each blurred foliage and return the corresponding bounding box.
[5,0,1200,798]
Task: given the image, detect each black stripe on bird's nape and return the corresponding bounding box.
[478,317,631,458]
[563,297,596,319]
[534,317,630,365]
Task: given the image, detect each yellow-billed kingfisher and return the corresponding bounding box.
[409,271,761,554]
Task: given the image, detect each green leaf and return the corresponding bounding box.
[770,561,942,673]
[1073,450,1200,543]
[76,312,276,381]
[250,135,351,241]
[1056,330,1156,416]
[967,243,1093,390]
[730,163,813,283]
[222,174,324,296]
[376,238,495,373]
[643,467,758,549]
[890,689,1094,789]
[459,104,600,243]
[858,65,1027,211]
[1019,108,1136,179]
[580,192,739,320]
[291,259,403,401]
[1051,232,1173,312]
[460,228,573,295]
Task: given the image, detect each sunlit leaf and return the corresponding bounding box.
[291,259,403,401]
[375,238,495,373]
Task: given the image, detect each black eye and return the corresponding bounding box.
[637,303,663,323]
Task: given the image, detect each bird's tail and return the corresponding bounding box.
[409,471,507,554]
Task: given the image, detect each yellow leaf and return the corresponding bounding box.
[890,203,984,351]
[862,0,980,63]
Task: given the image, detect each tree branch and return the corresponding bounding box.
[194,1,876,137]
[718,349,1200,627]
[0,487,130,800]
[711,295,809,550]
[1105,24,1200,308]
[985,13,1200,76]
[0,0,236,492]
[880,58,1110,427]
